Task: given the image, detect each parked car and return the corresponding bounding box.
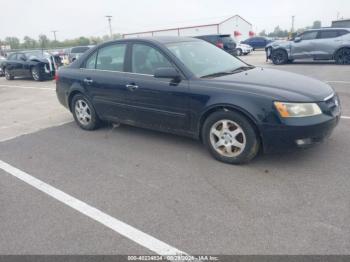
[266,28,350,65]
[68,46,90,63]
[195,34,237,55]
[235,43,253,56]
[56,37,340,164]
[1,50,56,81]
[0,56,6,76]
[241,37,273,50]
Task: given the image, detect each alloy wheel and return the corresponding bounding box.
[209,119,246,157]
[32,68,40,81]
[75,99,92,126]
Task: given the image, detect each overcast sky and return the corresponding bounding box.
[0,0,349,41]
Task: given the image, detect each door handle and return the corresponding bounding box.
[83,78,93,85]
[126,83,139,91]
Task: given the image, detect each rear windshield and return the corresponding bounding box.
[71,47,89,53]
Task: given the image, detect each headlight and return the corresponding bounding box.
[274,102,322,117]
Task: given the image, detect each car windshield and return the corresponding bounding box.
[24,50,51,59]
[166,40,249,78]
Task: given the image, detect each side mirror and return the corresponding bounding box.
[20,56,27,61]
[294,37,302,43]
[154,67,181,82]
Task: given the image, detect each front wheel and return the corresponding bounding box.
[71,94,100,130]
[202,111,260,164]
[271,49,288,65]
[31,66,42,81]
[236,48,242,56]
[4,68,14,80]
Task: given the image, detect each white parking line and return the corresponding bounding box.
[0,160,186,256]
[0,84,55,90]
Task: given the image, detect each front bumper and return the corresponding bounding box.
[260,114,340,153]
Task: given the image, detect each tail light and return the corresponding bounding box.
[54,72,59,82]
[216,42,224,49]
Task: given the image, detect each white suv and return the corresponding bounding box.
[235,43,253,56]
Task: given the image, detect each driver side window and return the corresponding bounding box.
[132,44,173,75]
[300,31,318,40]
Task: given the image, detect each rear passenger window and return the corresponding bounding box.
[96,44,126,72]
[318,31,339,39]
[85,52,97,69]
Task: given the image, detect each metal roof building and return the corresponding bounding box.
[123,15,254,42]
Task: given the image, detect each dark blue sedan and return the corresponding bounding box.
[56,37,340,164]
[241,37,273,50]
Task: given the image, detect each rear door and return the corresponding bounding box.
[313,30,345,59]
[79,43,131,121]
[123,42,191,132]
[291,31,318,59]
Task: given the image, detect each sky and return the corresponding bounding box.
[0,0,349,41]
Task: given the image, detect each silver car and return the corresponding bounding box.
[266,28,350,65]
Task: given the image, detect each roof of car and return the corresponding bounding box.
[116,36,201,44]
[306,27,350,31]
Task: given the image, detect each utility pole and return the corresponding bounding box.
[291,16,295,33]
[337,12,340,20]
[51,30,58,41]
[105,15,113,38]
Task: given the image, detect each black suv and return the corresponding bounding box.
[195,34,237,55]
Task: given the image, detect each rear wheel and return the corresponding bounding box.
[271,49,288,65]
[202,111,260,164]
[335,48,350,65]
[71,94,100,130]
[4,68,14,80]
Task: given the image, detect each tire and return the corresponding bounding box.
[4,68,14,80]
[71,94,100,130]
[202,110,260,164]
[31,66,42,81]
[271,49,288,65]
[334,48,350,65]
[236,48,243,56]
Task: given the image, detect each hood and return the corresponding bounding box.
[200,68,334,102]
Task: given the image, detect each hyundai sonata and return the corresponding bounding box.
[56,37,340,164]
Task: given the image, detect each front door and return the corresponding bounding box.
[291,31,318,59]
[123,43,191,132]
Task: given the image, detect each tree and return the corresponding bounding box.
[5,37,20,49]
[38,34,50,48]
[77,36,90,46]
[312,21,322,29]
[259,30,267,37]
[22,36,37,49]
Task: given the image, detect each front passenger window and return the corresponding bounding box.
[96,44,126,72]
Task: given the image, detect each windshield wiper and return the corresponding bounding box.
[201,66,255,78]
[229,65,255,73]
